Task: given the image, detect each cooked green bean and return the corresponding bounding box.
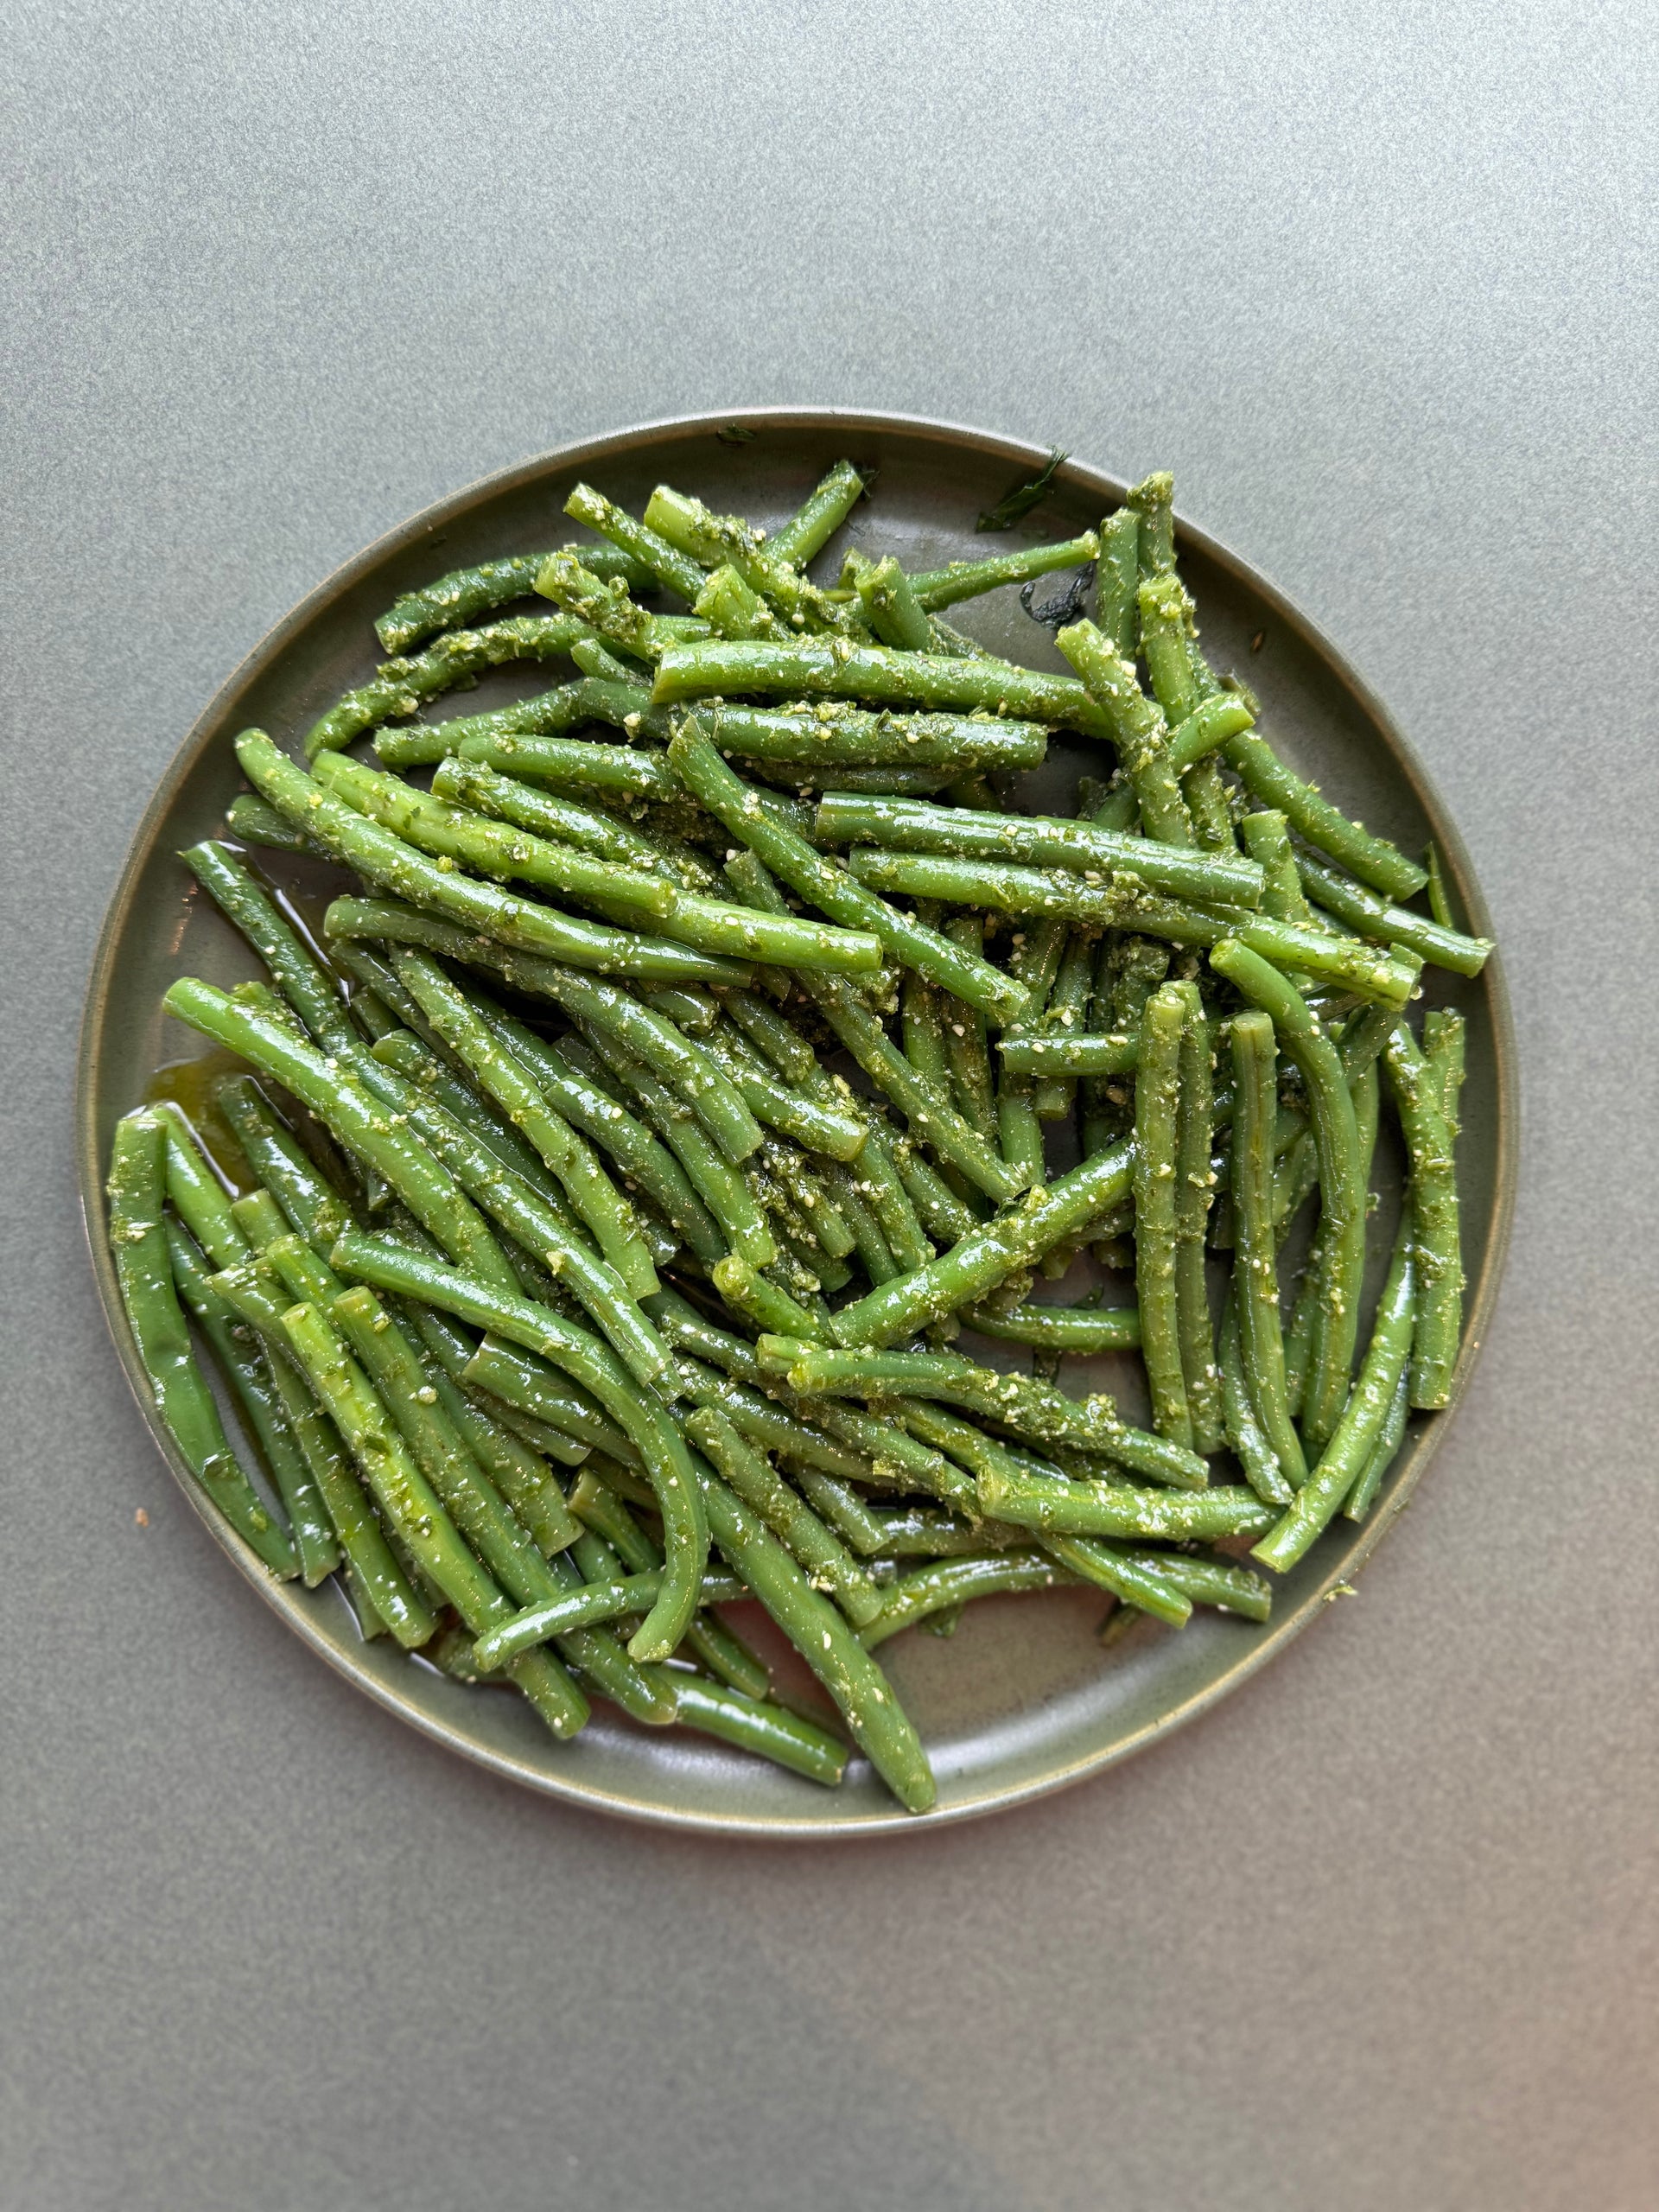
[311,750,677,919]
[1384,1023,1463,1408]
[686,1408,884,1627]
[375,544,653,654]
[645,485,859,634]
[163,1215,338,1584]
[305,614,601,758]
[535,551,712,664]
[324,1233,709,1665]
[372,678,626,769]
[1229,1011,1308,1484]
[974,1460,1274,1543]
[1173,983,1223,1453]
[163,978,521,1299]
[1221,727,1427,900]
[1217,1298,1295,1505]
[961,1300,1141,1352]
[562,483,709,602]
[671,720,1026,1022]
[1208,941,1368,1452]
[1058,620,1194,844]
[690,1456,934,1812]
[659,1672,850,1786]
[812,794,1263,906]
[1298,853,1493,976]
[387,946,663,1301]
[766,460,868,566]
[430,756,705,894]
[181,841,357,1052]
[470,1567,747,1670]
[1238,810,1315,927]
[907,530,1100,612]
[758,1335,1205,1490]
[241,732,750,986]
[860,1551,1081,1644]
[1252,1222,1416,1571]
[1344,1362,1411,1525]
[1095,509,1140,652]
[1134,984,1192,1448]
[1127,470,1175,576]
[652,637,1114,741]
[703,698,1049,772]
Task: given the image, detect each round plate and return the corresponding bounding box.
[78,410,1516,1835]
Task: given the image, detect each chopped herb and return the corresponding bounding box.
[976,447,1067,532]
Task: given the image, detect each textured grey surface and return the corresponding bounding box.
[3,3,1656,2206]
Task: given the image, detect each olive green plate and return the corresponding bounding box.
[78,410,1516,1835]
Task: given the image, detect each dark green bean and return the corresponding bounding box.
[1221,728,1428,900]
[1383,1023,1463,1408]
[305,614,599,758]
[375,545,653,654]
[960,1301,1141,1352]
[1228,1013,1308,1485]
[686,1408,884,1628]
[907,530,1100,612]
[1133,984,1192,1448]
[1298,853,1493,976]
[974,1459,1274,1543]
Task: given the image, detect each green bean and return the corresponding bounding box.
[1229,1012,1308,1484]
[974,1459,1274,1543]
[670,720,1026,1022]
[1173,983,1224,1453]
[569,1029,776,1266]
[387,947,662,1301]
[240,732,749,986]
[766,460,868,566]
[828,1135,1135,1348]
[658,1672,850,1787]
[1143,1551,1274,1621]
[469,1568,748,1670]
[890,1139,978,1245]
[305,614,600,758]
[690,1456,934,1813]
[163,978,521,1299]
[448,728,679,802]
[900,970,951,1096]
[1126,471,1175,577]
[906,530,1100,612]
[276,1297,594,1734]
[1383,1023,1463,1408]
[1252,1222,1416,1571]
[1027,1531,1194,1626]
[686,1408,884,1628]
[687,1026,868,1159]
[811,795,1263,907]
[961,1300,1141,1352]
[1221,728,1427,900]
[712,1254,824,1340]
[1217,1297,1295,1504]
[181,842,356,1052]
[163,1216,340,1584]
[359,1019,568,1201]
[940,917,998,1135]
[702,698,1049,772]
[1165,692,1257,776]
[1297,853,1493,976]
[327,1232,709,1663]
[429,757,677,887]
[1134,984,1192,1448]
[1423,1008,1467,1130]
[461,1335,637,1464]
[696,562,784,640]
[1210,941,1367,1452]
[534,552,712,664]
[566,1471,771,1698]
[858,1551,1082,1644]
[663,1348,877,1486]
[1344,1361,1411,1524]
[1057,620,1194,844]
[1238,810,1316,930]
[562,483,708,602]
[761,1335,1206,1490]
[1095,509,1140,653]
[784,966,1022,1202]
[1028,927,1096,1120]
[1136,570,1202,726]
[462,1021,727,1267]
[375,544,653,654]
[1425,843,1455,931]
[645,485,861,634]
[996,1032,1139,1077]
[652,637,1113,741]
[372,679,617,769]
[348,1041,669,1383]
[851,554,932,652]
[311,751,677,920]
[206,1257,440,1638]
[226,790,321,855]
[393,1300,583,1545]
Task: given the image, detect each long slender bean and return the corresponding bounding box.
[1173,983,1223,1452]
[1252,1222,1416,1571]
[375,545,652,654]
[1229,1011,1307,1483]
[671,720,1025,1022]
[974,1461,1274,1543]
[961,1301,1141,1352]
[1383,1023,1463,1408]
[1221,728,1427,900]
[1209,941,1367,1452]
[240,731,751,986]
[1297,854,1493,976]
[326,1232,709,1664]
[766,461,868,566]
[907,531,1100,612]
[1134,984,1192,1447]
[812,794,1263,906]
[686,1408,884,1628]
[305,614,601,758]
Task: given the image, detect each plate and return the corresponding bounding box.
[78,410,1516,1834]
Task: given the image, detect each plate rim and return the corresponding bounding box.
[76,405,1519,1837]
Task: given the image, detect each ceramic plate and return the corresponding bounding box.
[78,410,1516,1834]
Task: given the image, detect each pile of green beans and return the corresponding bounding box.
[109,455,1488,1812]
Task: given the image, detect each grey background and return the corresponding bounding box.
[5,3,1656,2205]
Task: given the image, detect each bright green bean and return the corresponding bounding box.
[1384,1022,1463,1408]
[375,545,653,654]
[686,1408,884,1628]
[1134,984,1192,1448]
[1229,1012,1308,1484]
[1298,853,1493,976]
[960,1301,1141,1352]
[974,1460,1274,1543]
[907,530,1100,612]
[305,614,598,758]
[766,460,868,566]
